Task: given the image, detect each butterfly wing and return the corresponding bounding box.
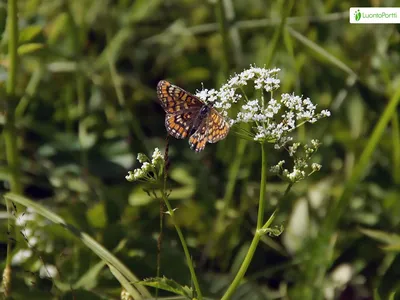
[157,80,203,114]
[188,118,209,152]
[206,109,230,143]
[165,111,196,139]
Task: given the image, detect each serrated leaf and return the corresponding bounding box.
[136,276,193,298]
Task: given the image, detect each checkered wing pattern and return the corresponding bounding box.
[206,109,230,143]
[157,80,202,114]
[189,119,209,152]
[165,112,195,139]
[157,80,230,152]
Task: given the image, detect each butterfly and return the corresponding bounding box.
[157,80,230,152]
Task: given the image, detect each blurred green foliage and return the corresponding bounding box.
[1,0,400,299]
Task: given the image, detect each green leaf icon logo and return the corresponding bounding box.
[355,9,361,21]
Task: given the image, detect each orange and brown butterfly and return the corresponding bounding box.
[157,80,230,152]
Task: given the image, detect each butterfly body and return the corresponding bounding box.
[189,105,211,136]
[157,80,229,152]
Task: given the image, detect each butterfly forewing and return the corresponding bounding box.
[157,80,202,114]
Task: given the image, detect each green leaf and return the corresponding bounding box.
[87,202,107,228]
[124,0,161,24]
[136,276,193,298]
[129,187,154,206]
[109,265,143,300]
[48,13,68,45]
[4,193,151,299]
[17,43,44,55]
[19,25,42,43]
[377,255,400,300]
[359,228,400,247]
[170,167,195,186]
[73,260,106,290]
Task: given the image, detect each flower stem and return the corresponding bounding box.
[221,232,261,300]
[221,143,268,300]
[257,142,267,229]
[161,192,202,300]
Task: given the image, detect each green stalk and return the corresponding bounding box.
[221,210,279,300]
[265,0,294,67]
[161,192,202,300]
[221,143,268,299]
[325,86,400,232]
[392,113,400,183]
[215,0,232,76]
[304,86,400,300]
[221,232,261,300]
[3,0,21,296]
[257,143,267,229]
[214,139,246,234]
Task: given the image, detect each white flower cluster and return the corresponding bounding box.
[12,208,54,265]
[270,139,322,183]
[195,66,331,148]
[126,148,164,183]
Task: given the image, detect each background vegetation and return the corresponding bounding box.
[1,0,400,299]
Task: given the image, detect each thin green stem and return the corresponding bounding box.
[3,0,21,296]
[265,0,294,67]
[216,139,247,224]
[392,113,400,183]
[161,193,202,299]
[6,0,18,95]
[325,86,400,232]
[14,64,43,118]
[221,232,261,300]
[221,143,270,300]
[257,143,267,229]
[215,0,232,76]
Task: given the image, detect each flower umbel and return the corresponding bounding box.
[270,139,322,183]
[195,66,331,148]
[126,148,165,184]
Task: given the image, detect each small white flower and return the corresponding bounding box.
[312,163,322,172]
[16,212,36,226]
[127,148,165,183]
[137,153,148,164]
[39,264,58,278]
[28,236,38,246]
[12,249,32,265]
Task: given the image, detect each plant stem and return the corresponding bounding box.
[221,143,268,300]
[161,193,202,300]
[221,232,261,300]
[215,0,232,76]
[3,0,21,296]
[257,142,267,229]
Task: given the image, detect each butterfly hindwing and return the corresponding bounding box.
[165,111,195,139]
[189,118,209,152]
[207,109,230,143]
